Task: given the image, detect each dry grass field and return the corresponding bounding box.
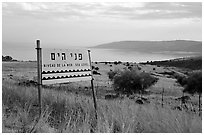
[2,61,202,133]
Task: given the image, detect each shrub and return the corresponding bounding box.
[128,66,132,70]
[2,55,17,61]
[107,70,118,81]
[113,61,122,65]
[175,75,187,86]
[183,72,202,95]
[118,61,122,64]
[93,70,101,75]
[112,69,158,94]
[92,66,95,69]
[95,67,99,70]
[114,61,118,65]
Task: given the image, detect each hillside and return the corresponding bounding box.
[2,55,17,62]
[93,40,202,53]
[2,61,202,133]
[140,56,202,70]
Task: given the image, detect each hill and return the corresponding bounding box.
[140,56,202,70]
[93,40,202,53]
[2,55,17,62]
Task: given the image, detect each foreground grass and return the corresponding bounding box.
[2,80,202,133]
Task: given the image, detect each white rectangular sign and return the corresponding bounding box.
[41,48,92,84]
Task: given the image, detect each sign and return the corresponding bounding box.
[41,48,92,84]
[36,40,97,122]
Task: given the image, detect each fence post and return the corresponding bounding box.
[140,79,144,98]
[88,50,98,120]
[181,90,184,107]
[199,94,201,116]
[162,88,164,108]
[36,40,42,118]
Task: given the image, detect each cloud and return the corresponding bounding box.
[2,2,202,21]
[102,2,201,20]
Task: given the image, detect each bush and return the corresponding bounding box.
[93,70,101,75]
[2,55,13,61]
[112,69,158,94]
[175,75,187,86]
[128,66,132,70]
[175,71,202,95]
[92,66,95,69]
[114,61,118,65]
[113,61,122,65]
[183,72,202,95]
[118,61,122,64]
[107,70,118,81]
[95,67,99,70]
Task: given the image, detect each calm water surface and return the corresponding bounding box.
[90,48,201,62]
[2,47,201,62]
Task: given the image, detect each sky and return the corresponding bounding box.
[2,2,202,49]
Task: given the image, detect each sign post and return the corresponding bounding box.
[88,50,98,119]
[36,40,98,119]
[36,40,42,118]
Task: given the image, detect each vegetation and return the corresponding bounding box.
[95,67,99,71]
[2,61,202,133]
[141,57,202,70]
[183,72,202,95]
[174,74,187,87]
[2,80,202,133]
[175,71,202,95]
[108,69,158,94]
[113,61,122,65]
[175,71,202,115]
[2,55,17,61]
[107,70,118,81]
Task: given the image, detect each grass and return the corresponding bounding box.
[2,78,202,133]
[2,61,202,133]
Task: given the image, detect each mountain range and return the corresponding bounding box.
[93,40,202,53]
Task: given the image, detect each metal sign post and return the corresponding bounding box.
[36,40,42,118]
[35,40,98,127]
[88,50,98,120]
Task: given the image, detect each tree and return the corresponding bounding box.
[175,75,187,87]
[112,69,158,95]
[183,71,202,115]
[183,72,202,95]
[2,55,13,61]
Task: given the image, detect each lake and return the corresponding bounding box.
[90,48,201,62]
[2,46,201,62]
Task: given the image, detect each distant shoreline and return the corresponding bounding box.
[2,55,201,63]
